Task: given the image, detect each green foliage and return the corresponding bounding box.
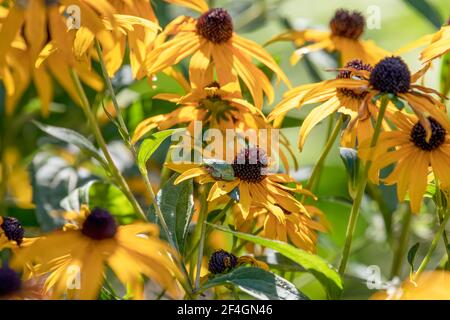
[147,174,194,254]
[209,224,343,298]
[202,267,309,300]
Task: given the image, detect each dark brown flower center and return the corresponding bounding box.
[369,56,411,94]
[208,249,238,274]
[196,8,233,44]
[81,208,117,240]
[337,59,373,99]
[330,9,365,39]
[231,147,268,183]
[1,217,24,246]
[0,266,22,297]
[410,118,446,151]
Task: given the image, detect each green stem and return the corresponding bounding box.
[70,69,146,221]
[186,199,233,261]
[194,187,209,290]
[338,97,389,276]
[94,40,130,141]
[413,209,450,280]
[0,116,8,213]
[304,115,343,195]
[390,206,412,278]
[435,186,450,268]
[94,43,194,292]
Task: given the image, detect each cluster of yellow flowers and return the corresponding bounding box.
[0,0,450,300]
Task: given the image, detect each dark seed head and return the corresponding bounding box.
[231,147,268,183]
[369,56,411,94]
[410,118,446,151]
[1,217,24,246]
[330,9,365,39]
[196,8,233,44]
[208,249,238,274]
[337,59,373,99]
[0,266,22,298]
[81,208,117,240]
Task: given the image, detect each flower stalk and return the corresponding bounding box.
[70,69,146,221]
[338,96,389,276]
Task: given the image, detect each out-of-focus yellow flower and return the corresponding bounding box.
[371,271,450,300]
[266,9,389,66]
[0,0,111,115]
[13,206,181,300]
[1,148,33,209]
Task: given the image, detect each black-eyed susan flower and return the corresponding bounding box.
[269,56,449,149]
[206,249,268,276]
[145,5,290,109]
[0,264,47,300]
[268,59,385,149]
[267,9,389,65]
[359,112,450,213]
[234,204,327,253]
[132,81,267,143]
[167,147,314,221]
[13,206,181,300]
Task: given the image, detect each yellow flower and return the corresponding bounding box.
[421,24,450,63]
[266,9,389,65]
[371,271,450,300]
[359,112,450,213]
[269,59,388,149]
[234,204,327,253]
[0,264,48,300]
[269,56,449,149]
[1,147,33,209]
[395,22,450,63]
[167,147,314,223]
[73,14,160,79]
[0,1,109,115]
[12,206,181,300]
[145,5,290,108]
[132,81,267,143]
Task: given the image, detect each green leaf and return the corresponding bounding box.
[208,224,343,298]
[89,182,139,224]
[203,159,235,181]
[60,180,96,212]
[339,147,359,198]
[403,0,443,29]
[33,121,107,167]
[407,242,420,272]
[4,206,39,227]
[137,129,182,173]
[147,174,194,254]
[202,267,309,300]
[30,153,79,231]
